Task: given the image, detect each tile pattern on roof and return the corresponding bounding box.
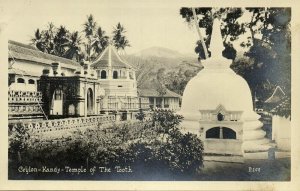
[91,44,133,69]
[8,40,81,69]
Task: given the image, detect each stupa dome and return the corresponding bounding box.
[180,58,257,121]
[180,19,257,121]
[179,18,273,157]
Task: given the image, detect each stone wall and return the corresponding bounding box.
[9,115,116,134]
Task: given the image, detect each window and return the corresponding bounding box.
[206,127,220,138]
[113,71,118,79]
[222,127,236,139]
[17,78,25,83]
[54,89,63,100]
[100,70,107,79]
[206,127,236,139]
[28,79,35,84]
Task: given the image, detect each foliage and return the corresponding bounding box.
[164,67,201,95]
[9,111,204,179]
[31,15,130,62]
[180,7,246,61]
[112,22,130,53]
[8,123,31,162]
[135,109,146,121]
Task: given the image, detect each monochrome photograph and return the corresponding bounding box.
[1,0,298,189]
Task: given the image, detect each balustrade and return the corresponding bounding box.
[10,115,116,134]
[8,90,42,103]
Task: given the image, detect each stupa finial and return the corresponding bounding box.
[209,18,224,58]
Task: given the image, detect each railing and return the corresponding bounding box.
[9,115,116,134]
[8,90,42,103]
[102,97,142,110]
[9,105,41,114]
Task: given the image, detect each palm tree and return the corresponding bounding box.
[112,22,130,54]
[83,14,97,61]
[91,26,109,58]
[53,25,70,57]
[43,22,56,54]
[65,31,83,61]
[31,28,46,52]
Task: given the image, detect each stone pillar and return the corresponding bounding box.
[109,69,112,79]
[126,69,130,79]
[84,81,87,117]
[220,127,223,139]
[127,112,131,120]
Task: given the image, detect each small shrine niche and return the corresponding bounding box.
[199,104,243,122]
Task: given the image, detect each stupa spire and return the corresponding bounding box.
[209,18,224,58]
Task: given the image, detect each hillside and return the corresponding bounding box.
[122,47,201,94]
[133,46,188,59]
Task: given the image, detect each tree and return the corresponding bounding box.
[64,31,83,61]
[8,123,31,163]
[180,7,291,102]
[53,25,70,57]
[112,22,130,53]
[31,28,46,52]
[180,8,245,60]
[93,26,109,55]
[82,14,97,61]
[82,14,109,61]
[31,23,84,62]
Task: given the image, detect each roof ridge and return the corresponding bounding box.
[9,40,80,66]
[9,40,38,51]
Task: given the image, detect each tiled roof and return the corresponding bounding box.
[264,86,290,117]
[91,44,133,69]
[265,86,286,103]
[138,88,181,98]
[8,40,81,70]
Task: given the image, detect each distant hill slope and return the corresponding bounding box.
[133,46,188,59]
[122,47,201,91]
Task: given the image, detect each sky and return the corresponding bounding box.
[3,0,203,55]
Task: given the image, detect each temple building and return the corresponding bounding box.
[91,44,149,120]
[179,18,274,159]
[8,40,82,121]
[138,80,181,111]
[8,40,149,122]
[38,63,105,118]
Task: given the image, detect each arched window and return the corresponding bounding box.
[87,88,94,114]
[113,71,118,79]
[28,79,35,84]
[222,127,236,139]
[17,78,25,83]
[206,127,220,138]
[54,89,63,100]
[100,70,107,79]
[206,127,236,139]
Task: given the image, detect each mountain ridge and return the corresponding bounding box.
[131,46,196,59]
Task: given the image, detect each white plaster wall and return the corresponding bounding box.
[99,79,137,97]
[204,139,242,155]
[272,115,291,151]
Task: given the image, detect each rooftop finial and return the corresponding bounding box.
[209,18,224,58]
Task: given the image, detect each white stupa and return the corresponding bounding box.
[179,18,273,158]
